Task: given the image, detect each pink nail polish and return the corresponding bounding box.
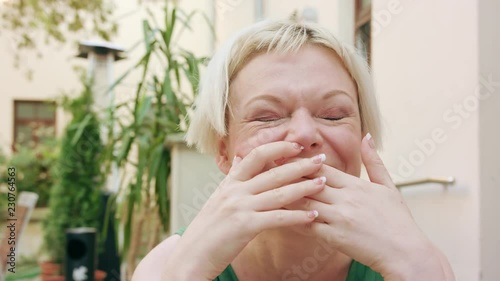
[312,153,326,164]
[314,176,326,185]
[308,210,319,218]
[366,133,376,149]
[293,142,304,150]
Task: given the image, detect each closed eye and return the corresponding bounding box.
[255,116,281,122]
[322,117,344,121]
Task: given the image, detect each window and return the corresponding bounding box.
[355,0,372,64]
[13,100,56,149]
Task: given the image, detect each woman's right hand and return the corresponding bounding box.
[162,141,326,281]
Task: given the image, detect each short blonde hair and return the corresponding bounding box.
[185,19,382,154]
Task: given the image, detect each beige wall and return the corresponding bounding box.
[215,0,353,46]
[479,0,500,279]
[210,1,497,280]
[4,2,496,280]
[0,0,214,258]
[372,0,480,280]
[174,3,484,280]
[0,34,84,155]
[0,0,214,156]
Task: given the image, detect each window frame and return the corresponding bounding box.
[13,100,57,150]
[354,0,372,64]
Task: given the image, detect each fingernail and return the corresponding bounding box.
[233,155,242,164]
[366,133,376,149]
[312,153,326,164]
[307,210,319,218]
[314,176,326,185]
[293,142,305,150]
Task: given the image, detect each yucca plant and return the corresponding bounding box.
[104,2,210,277]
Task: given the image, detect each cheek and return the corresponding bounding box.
[324,128,362,175]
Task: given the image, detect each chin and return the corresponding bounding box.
[284,223,320,239]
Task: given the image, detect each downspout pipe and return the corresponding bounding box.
[255,0,264,21]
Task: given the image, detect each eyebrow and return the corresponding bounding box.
[321,90,356,102]
[245,89,356,107]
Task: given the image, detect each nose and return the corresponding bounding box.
[285,109,323,152]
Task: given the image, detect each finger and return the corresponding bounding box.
[281,186,342,207]
[306,164,351,189]
[252,176,326,211]
[254,209,320,231]
[250,154,326,194]
[309,221,340,247]
[361,133,395,188]
[304,185,343,204]
[229,141,304,181]
[284,196,334,217]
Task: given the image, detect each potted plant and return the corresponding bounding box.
[40,82,106,281]
[102,2,210,277]
[3,127,58,209]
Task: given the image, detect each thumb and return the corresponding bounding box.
[361,133,395,188]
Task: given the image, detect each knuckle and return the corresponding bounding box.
[250,146,265,160]
[220,201,236,214]
[371,154,385,167]
[308,165,322,178]
[219,192,239,214]
[231,212,253,233]
[297,158,308,170]
[336,208,354,229]
[342,192,355,206]
[267,168,286,184]
[271,187,286,206]
[275,211,285,223]
[228,166,241,178]
[301,198,312,210]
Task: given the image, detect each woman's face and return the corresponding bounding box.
[217,44,363,177]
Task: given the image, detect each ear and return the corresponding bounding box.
[216,137,231,175]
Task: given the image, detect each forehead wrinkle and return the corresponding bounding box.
[228,45,358,113]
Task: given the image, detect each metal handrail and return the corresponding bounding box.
[395,176,455,188]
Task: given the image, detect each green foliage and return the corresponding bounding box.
[0,148,8,214]
[105,2,210,261]
[42,82,104,264]
[4,134,59,208]
[0,0,118,78]
[1,0,117,49]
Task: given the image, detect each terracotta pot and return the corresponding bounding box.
[39,261,61,276]
[40,262,108,281]
[40,275,65,281]
[95,269,108,281]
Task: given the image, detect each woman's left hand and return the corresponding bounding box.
[286,134,454,280]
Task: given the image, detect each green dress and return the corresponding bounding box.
[175,228,384,281]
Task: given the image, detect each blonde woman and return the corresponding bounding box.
[133,20,455,281]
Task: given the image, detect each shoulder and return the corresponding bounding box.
[132,234,181,281]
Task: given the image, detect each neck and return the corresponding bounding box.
[232,227,352,281]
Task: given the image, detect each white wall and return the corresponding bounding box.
[372,0,480,280]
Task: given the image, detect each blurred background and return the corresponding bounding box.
[0,0,498,280]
